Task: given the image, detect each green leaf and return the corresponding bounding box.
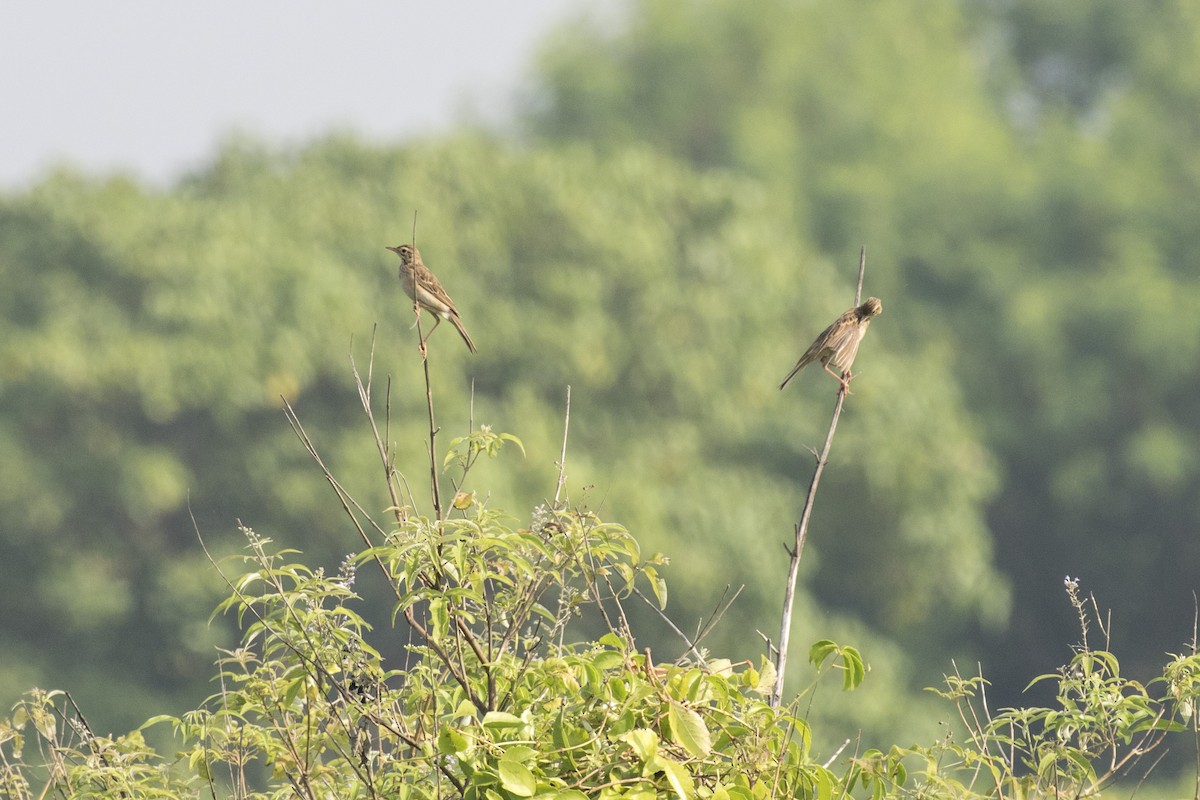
[593,649,625,670]
[620,728,659,761]
[840,646,866,691]
[502,744,537,763]
[499,432,527,456]
[755,658,777,695]
[814,767,834,800]
[498,759,537,797]
[647,754,695,799]
[599,632,628,650]
[669,702,712,757]
[642,565,668,608]
[482,711,525,729]
[809,640,839,667]
[808,639,866,690]
[437,725,470,755]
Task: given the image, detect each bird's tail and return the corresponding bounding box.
[452,315,478,354]
[778,356,811,390]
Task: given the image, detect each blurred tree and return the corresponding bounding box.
[525,0,1200,706]
[0,135,1001,748]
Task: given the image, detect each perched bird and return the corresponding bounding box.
[779,297,883,393]
[387,244,477,353]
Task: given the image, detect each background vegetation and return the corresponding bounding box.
[2,0,1199,778]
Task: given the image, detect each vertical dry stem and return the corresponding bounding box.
[772,247,867,707]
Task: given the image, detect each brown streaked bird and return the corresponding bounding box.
[387,244,477,353]
[779,297,883,393]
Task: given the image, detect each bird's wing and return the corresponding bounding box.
[822,316,859,354]
[825,315,868,370]
[795,318,840,368]
[779,319,837,388]
[413,264,461,315]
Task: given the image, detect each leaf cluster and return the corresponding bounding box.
[2,498,841,798]
[525,0,1200,719]
[0,133,1002,743]
[5,507,1199,798]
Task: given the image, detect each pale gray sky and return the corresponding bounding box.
[0,1,594,188]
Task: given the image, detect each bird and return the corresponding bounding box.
[387,244,477,353]
[779,297,883,393]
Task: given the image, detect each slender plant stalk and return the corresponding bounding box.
[772,247,867,708]
[350,327,407,524]
[554,385,571,505]
[406,311,443,521]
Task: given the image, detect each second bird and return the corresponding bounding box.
[779,297,883,392]
[388,244,477,353]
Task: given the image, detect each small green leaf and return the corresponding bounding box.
[499,432,527,456]
[668,702,712,757]
[498,759,537,797]
[593,650,625,670]
[648,754,695,799]
[620,728,659,761]
[808,639,866,690]
[502,744,537,763]
[437,725,469,755]
[809,640,838,667]
[482,711,525,729]
[755,658,777,695]
[138,714,176,730]
[648,570,668,609]
[814,767,834,800]
[599,632,628,650]
[841,646,866,690]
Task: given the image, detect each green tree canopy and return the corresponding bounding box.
[525,0,1200,697]
[1,135,1001,744]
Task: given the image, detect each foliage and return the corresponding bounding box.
[2,460,1197,797]
[901,579,1200,799]
[167,512,840,798]
[526,0,1200,709]
[8,0,1200,770]
[0,134,1002,743]
[0,387,854,798]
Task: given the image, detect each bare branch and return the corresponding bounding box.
[773,248,870,707]
[554,385,572,506]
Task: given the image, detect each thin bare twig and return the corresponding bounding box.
[420,341,443,521]
[282,397,390,551]
[350,330,406,524]
[772,246,868,708]
[402,211,443,520]
[554,385,572,505]
[633,583,743,664]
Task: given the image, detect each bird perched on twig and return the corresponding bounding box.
[387,244,477,353]
[779,297,882,393]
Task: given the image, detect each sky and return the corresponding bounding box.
[0,1,595,189]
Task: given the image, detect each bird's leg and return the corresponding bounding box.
[822,363,853,394]
[408,299,423,331]
[420,315,443,347]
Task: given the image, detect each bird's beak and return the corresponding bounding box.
[386,246,401,254]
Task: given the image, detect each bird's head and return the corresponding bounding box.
[859,297,883,319]
[387,244,418,264]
